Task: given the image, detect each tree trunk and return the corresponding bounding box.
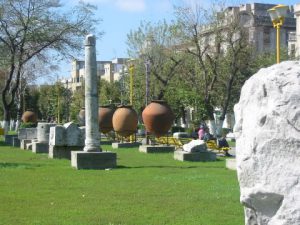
[3,108,11,134]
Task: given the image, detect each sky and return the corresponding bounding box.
[46,0,299,82]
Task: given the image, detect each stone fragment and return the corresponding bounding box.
[182,140,207,152]
[234,61,300,225]
[49,126,65,146]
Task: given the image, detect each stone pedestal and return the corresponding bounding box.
[174,150,216,162]
[226,158,237,170]
[112,142,141,149]
[12,137,20,147]
[32,142,49,153]
[49,145,83,160]
[21,139,32,149]
[4,134,18,145]
[71,151,117,170]
[139,145,175,153]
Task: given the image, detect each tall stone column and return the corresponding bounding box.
[71,34,116,170]
[83,34,101,152]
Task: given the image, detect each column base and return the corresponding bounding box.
[112,142,141,149]
[139,145,175,153]
[226,158,237,170]
[174,150,216,162]
[49,145,83,159]
[71,151,117,170]
[32,142,49,153]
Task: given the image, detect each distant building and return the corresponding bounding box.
[63,58,129,92]
[290,3,300,58]
[200,3,295,54]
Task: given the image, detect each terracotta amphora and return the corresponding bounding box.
[112,105,138,137]
[98,105,115,134]
[21,110,37,123]
[142,100,174,137]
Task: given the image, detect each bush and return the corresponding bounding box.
[171,126,185,133]
[19,122,37,129]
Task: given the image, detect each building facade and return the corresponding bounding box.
[63,58,129,92]
[201,3,295,54]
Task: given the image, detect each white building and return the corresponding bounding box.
[63,58,129,92]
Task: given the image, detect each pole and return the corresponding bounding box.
[129,64,134,142]
[145,61,150,145]
[129,65,134,105]
[276,24,280,64]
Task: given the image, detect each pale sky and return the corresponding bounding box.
[40,0,299,83]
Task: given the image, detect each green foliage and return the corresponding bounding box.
[19,122,37,129]
[0,144,243,225]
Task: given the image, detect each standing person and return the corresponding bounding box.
[198,125,205,140]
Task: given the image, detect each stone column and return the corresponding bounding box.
[83,34,101,152]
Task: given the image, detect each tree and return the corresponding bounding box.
[174,2,255,135]
[0,0,101,132]
[126,20,184,105]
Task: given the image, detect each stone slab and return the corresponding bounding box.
[4,134,18,145]
[112,142,141,149]
[139,145,175,153]
[21,139,32,149]
[18,128,37,140]
[226,158,237,170]
[100,140,113,145]
[174,150,216,162]
[49,145,83,159]
[12,137,20,147]
[32,142,49,153]
[71,151,117,170]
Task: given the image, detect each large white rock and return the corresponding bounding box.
[234,61,300,225]
[182,140,207,152]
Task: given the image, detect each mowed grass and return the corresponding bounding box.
[0,141,243,225]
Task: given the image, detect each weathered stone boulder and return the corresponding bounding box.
[182,140,207,152]
[234,61,300,225]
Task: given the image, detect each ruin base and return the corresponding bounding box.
[226,158,237,170]
[174,150,216,162]
[71,151,117,170]
[49,145,83,160]
[139,145,175,153]
[32,142,49,153]
[112,142,141,149]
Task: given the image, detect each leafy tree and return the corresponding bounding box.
[174,2,255,135]
[0,0,101,132]
[127,20,184,104]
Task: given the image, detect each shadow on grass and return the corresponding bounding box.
[0,162,42,169]
[116,162,223,170]
[0,141,9,146]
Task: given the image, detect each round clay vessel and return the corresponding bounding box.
[142,100,174,137]
[112,105,138,137]
[98,105,115,134]
[78,108,85,126]
[21,110,37,123]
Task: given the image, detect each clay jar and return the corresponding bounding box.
[112,105,138,137]
[98,105,115,134]
[21,110,37,123]
[142,100,174,137]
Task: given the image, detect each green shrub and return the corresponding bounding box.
[19,122,37,129]
[171,126,185,133]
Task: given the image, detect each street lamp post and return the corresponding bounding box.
[268,4,289,64]
[129,63,134,143]
[144,60,150,145]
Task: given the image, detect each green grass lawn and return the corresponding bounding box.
[0,141,243,225]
